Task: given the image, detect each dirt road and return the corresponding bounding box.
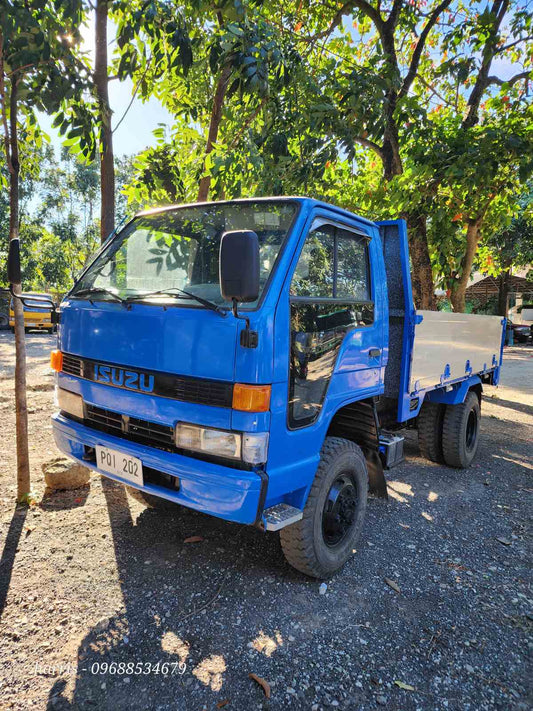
[0,332,531,710]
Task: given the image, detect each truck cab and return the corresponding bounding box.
[50,197,504,578]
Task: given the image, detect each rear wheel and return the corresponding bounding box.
[125,485,179,510]
[442,391,481,468]
[280,437,368,579]
[418,401,445,463]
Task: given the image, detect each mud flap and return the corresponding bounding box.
[362,447,388,499]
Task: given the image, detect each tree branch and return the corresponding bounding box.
[228,97,268,150]
[399,0,453,99]
[387,0,404,30]
[495,36,533,53]
[416,74,455,108]
[463,0,510,129]
[311,0,385,42]
[353,135,384,159]
[486,71,531,87]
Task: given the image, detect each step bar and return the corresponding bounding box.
[263,503,303,531]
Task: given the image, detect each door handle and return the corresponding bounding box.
[369,348,381,358]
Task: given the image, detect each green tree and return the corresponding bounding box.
[0,0,87,500]
[274,0,532,309]
[478,188,533,316]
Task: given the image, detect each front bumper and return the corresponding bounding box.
[52,412,262,524]
[10,315,52,328]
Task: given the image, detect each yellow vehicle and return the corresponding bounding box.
[9,292,56,333]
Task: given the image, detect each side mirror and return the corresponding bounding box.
[7,239,21,284]
[219,230,260,304]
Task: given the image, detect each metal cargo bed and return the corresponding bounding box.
[378,220,505,424]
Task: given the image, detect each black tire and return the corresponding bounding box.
[442,391,481,468]
[418,401,445,463]
[10,326,15,334]
[280,437,368,579]
[47,328,54,334]
[125,485,179,510]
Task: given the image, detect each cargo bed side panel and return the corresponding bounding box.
[410,311,504,393]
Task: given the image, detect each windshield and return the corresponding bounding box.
[71,200,298,308]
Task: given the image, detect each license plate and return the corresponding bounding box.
[95,445,143,486]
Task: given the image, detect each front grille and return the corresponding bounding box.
[61,353,233,408]
[85,404,175,452]
[62,353,82,377]
[128,416,175,450]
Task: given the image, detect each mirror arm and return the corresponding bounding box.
[232,298,258,349]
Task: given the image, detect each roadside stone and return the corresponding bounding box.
[42,457,90,491]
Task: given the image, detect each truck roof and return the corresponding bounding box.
[136,196,377,229]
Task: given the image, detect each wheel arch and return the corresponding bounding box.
[425,375,483,407]
[326,397,387,498]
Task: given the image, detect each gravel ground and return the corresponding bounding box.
[0,332,531,711]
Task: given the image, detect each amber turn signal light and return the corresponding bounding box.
[50,350,63,372]
[232,384,271,412]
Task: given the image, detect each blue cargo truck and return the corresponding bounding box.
[45,198,505,578]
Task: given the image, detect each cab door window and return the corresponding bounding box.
[289,222,373,427]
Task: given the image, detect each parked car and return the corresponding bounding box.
[505,321,531,344]
[9,293,56,333]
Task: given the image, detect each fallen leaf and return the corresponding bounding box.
[399,523,410,529]
[495,537,511,546]
[384,578,401,593]
[184,536,204,544]
[216,700,230,708]
[394,680,415,691]
[249,673,271,698]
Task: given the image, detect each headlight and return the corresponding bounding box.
[176,423,241,460]
[175,424,269,465]
[55,387,84,419]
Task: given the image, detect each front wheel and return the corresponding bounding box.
[280,437,368,579]
[442,391,481,468]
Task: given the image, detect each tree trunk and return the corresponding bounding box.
[406,211,436,310]
[197,64,231,202]
[450,218,483,312]
[497,269,511,317]
[7,80,31,499]
[95,0,115,242]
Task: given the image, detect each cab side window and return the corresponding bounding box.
[291,225,335,298]
[288,221,373,427]
[336,228,370,301]
[291,224,371,308]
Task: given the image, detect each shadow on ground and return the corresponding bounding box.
[42,399,532,711]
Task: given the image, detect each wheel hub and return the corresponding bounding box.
[465,409,478,451]
[322,474,357,547]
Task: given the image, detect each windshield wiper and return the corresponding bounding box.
[126,287,226,316]
[71,287,127,306]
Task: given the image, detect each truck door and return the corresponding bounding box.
[287,218,383,429]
